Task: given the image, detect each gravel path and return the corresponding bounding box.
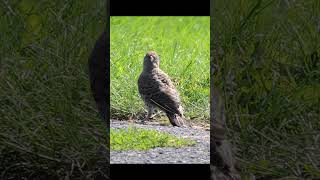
[110,120,210,164]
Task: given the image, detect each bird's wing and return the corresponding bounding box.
[138,69,182,116]
[150,69,182,115]
[154,69,176,89]
[149,87,182,116]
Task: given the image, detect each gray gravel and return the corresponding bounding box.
[110,120,210,164]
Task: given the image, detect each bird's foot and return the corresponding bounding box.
[148,114,156,119]
[141,117,150,124]
[147,110,160,120]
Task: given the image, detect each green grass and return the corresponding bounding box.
[212,0,320,179]
[0,0,107,179]
[111,127,196,151]
[110,16,210,122]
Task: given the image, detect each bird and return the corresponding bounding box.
[138,51,184,127]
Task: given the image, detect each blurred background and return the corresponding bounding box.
[0,0,107,178]
[212,0,320,179]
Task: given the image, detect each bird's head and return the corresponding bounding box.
[143,51,160,70]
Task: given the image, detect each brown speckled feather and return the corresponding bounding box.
[138,51,184,126]
[139,68,181,114]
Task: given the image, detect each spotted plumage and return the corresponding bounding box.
[138,51,184,127]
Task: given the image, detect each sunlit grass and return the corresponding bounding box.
[111,127,195,151]
[110,16,210,122]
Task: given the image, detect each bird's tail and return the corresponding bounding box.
[166,113,185,127]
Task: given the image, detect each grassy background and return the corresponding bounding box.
[212,0,320,178]
[110,16,210,122]
[111,127,195,151]
[0,0,107,178]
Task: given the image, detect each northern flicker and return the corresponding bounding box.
[138,51,184,127]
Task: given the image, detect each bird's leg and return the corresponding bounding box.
[150,109,161,119]
[146,106,155,119]
[142,103,153,124]
[141,105,154,123]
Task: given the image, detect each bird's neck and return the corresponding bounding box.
[143,66,159,72]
